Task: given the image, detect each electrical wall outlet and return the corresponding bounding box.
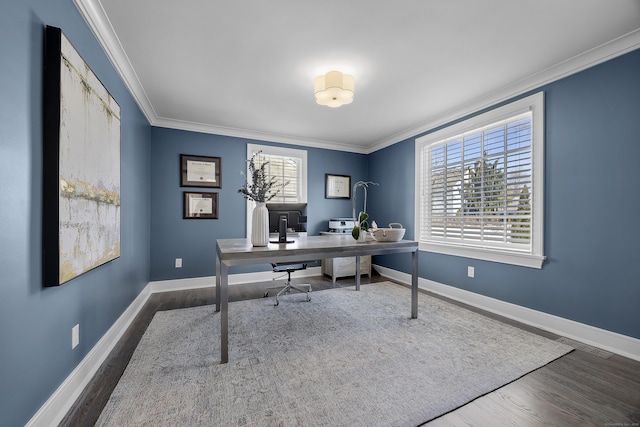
[175,258,182,268]
[467,266,475,278]
[72,324,79,349]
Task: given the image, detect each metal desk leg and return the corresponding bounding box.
[355,255,361,291]
[215,254,221,312]
[411,249,418,319]
[219,261,229,363]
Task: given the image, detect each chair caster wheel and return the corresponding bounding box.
[274,301,279,307]
[264,292,269,298]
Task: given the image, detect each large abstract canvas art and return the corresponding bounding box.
[43,26,121,286]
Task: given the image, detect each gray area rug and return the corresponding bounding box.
[97,282,572,426]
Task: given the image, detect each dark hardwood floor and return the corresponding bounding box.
[61,274,640,426]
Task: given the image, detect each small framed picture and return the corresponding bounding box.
[183,192,218,219]
[325,174,351,199]
[180,154,221,188]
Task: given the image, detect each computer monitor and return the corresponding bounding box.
[266,203,307,235]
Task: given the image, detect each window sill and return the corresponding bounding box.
[419,242,545,269]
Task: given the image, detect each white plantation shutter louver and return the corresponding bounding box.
[415,92,545,268]
[245,144,308,237]
[422,113,532,250]
[255,154,301,203]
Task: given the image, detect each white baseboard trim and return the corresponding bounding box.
[373,264,640,362]
[27,266,322,426]
[150,266,322,293]
[26,285,152,427]
[30,264,640,425]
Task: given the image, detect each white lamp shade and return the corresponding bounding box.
[314,71,354,107]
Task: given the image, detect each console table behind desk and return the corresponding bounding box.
[215,235,419,363]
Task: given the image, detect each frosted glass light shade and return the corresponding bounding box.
[314,71,354,108]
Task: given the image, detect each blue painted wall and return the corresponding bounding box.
[0,1,151,425]
[368,49,640,340]
[2,0,638,424]
[149,127,368,279]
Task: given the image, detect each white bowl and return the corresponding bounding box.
[370,223,405,242]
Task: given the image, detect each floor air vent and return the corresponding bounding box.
[556,337,614,359]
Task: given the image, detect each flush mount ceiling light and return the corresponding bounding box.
[314,71,354,108]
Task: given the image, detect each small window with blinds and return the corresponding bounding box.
[253,153,301,203]
[415,92,545,268]
[246,144,308,235]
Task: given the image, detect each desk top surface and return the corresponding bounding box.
[216,235,417,265]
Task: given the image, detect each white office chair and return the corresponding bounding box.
[264,262,312,306]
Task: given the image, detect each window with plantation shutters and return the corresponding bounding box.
[254,153,301,203]
[246,144,307,235]
[415,92,545,268]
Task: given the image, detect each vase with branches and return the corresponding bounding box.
[237,151,289,202]
[238,151,289,246]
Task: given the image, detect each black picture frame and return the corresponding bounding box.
[183,192,219,219]
[325,174,351,199]
[180,154,221,188]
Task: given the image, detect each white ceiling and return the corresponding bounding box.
[76,0,640,153]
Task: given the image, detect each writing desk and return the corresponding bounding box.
[215,235,419,363]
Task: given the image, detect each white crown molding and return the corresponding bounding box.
[75,0,639,155]
[368,28,640,154]
[153,118,369,154]
[73,0,368,154]
[73,0,158,124]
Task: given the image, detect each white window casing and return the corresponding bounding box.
[245,144,308,237]
[415,92,545,268]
